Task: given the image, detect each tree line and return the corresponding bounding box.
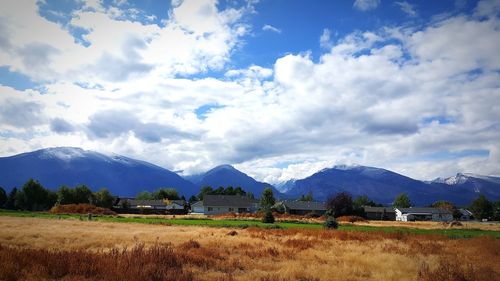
[0,179,115,211]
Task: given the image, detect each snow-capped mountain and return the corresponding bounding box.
[431,173,500,198]
[275,179,297,193]
[0,147,198,197]
[283,165,498,205]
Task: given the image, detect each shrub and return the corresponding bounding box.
[262,209,275,224]
[324,216,338,229]
[50,203,116,215]
[336,215,367,223]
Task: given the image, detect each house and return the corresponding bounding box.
[115,198,186,214]
[273,200,327,215]
[458,208,474,221]
[363,206,396,220]
[190,195,259,215]
[395,207,453,222]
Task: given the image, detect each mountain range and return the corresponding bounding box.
[0,147,499,205]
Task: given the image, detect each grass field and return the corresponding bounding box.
[1,209,499,238]
[0,215,499,281]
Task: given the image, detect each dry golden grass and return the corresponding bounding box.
[0,216,499,281]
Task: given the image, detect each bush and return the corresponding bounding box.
[336,215,367,223]
[262,209,275,224]
[50,203,116,215]
[324,216,338,229]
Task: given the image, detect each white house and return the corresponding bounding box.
[190,195,259,215]
[395,207,453,222]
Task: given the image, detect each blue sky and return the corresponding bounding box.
[0,0,499,182]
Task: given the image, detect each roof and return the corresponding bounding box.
[203,195,258,207]
[396,207,451,215]
[191,201,203,207]
[279,200,326,211]
[118,199,185,207]
[363,206,395,213]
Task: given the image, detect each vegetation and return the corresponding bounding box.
[299,191,313,201]
[470,194,494,220]
[197,186,247,200]
[136,188,181,200]
[393,192,412,208]
[262,209,275,223]
[260,187,276,210]
[1,216,498,281]
[326,192,354,217]
[324,215,338,229]
[15,179,57,211]
[0,187,6,207]
[50,203,116,215]
[353,195,380,208]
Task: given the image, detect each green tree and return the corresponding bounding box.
[5,187,19,210]
[234,187,246,196]
[136,191,153,200]
[188,195,198,204]
[493,201,500,221]
[299,191,313,201]
[152,188,180,200]
[224,186,234,195]
[470,195,493,220]
[326,192,353,217]
[94,188,115,208]
[353,195,378,208]
[73,185,94,204]
[197,186,213,200]
[246,192,255,200]
[260,187,276,210]
[0,186,7,208]
[17,179,55,211]
[56,186,76,205]
[393,193,412,208]
[262,209,275,223]
[213,186,225,195]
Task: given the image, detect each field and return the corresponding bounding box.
[1,213,500,281]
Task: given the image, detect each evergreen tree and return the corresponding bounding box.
[136,191,153,200]
[5,187,19,210]
[94,188,115,208]
[470,195,493,220]
[393,193,412,208]
[0,186,6,208]
[260,187,276,210]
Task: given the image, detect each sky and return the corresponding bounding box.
[0,0,499,183]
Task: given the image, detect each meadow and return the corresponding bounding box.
[0,213,499,281]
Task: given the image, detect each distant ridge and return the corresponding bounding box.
[0,147,198,197]
[185,164,280,196]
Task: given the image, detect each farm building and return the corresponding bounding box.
[190,195,259,215]
[363,206,396,220]
[458,208,474,221]
[273,200,327,215]
[395,207,453,222]
[115,199,186,214]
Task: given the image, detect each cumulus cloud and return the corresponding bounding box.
[0,0,499,183]
[353,0,380,11]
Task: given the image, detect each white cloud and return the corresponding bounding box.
[319,28,332,49]
[0,0,499,184]
[262,24,281,33]
[395,1,417,17]
[353,0,380,11]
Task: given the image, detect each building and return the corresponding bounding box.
[363,206,396,220]
[190,195,259,215]
[115,199,186,214]
[273,200,327,215]
[458,208,474,221]
[395,207,453,222]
